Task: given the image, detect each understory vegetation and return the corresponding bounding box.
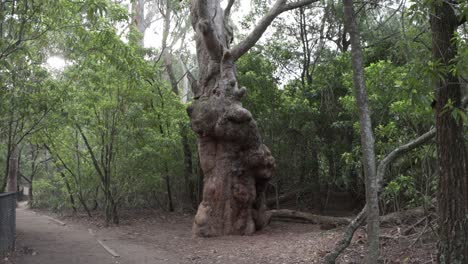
[1,0,467,262]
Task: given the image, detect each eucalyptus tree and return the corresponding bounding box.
[0,0,121,191]
[188,0,321,237]
[429,0,468,262]
[343,0,379,261]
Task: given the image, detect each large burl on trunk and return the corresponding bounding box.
[188,0,275,237]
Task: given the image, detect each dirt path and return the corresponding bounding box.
[15,204,177,264]
[13,205,435,264]
[14,204,339,264]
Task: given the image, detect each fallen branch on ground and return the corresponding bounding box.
[268,209,351,226]
[268,206,431,227]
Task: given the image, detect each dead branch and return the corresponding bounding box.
[231,0,320,61]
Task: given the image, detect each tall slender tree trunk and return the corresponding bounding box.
[181,125,195,208]
[2,118,14,192]
[430,2,468,262]
[60,172,77,213]
[159,0,197,209]
[164,163,174,212]
[131,0,145,46]
[343,0,379,262]
[7,146,18,193]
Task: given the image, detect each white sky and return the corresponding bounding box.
[142,0,252,49]
[47,0,254,70]
[45,56,67,71]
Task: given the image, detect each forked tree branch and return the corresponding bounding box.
[326,93,468,264]
[323,127,437,263]
[231,0,319,61]
[321,96,468,264]
[195,0,224,61]
[224,0,235,19]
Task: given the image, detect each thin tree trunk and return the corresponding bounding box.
[131,0,145,46]
[430,2,468,262]
[60,172,77,213]
[159,0,196,210]
[7,146,18,193]
[324,128,437,263]
[181,125,195,208]
[343,0,379,262]
[28,182,33,201]
[165,164,174,212]
[2,115,14,192]
[78,195,92,217]
[92,185,100,211]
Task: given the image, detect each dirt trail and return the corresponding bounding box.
[15,203,177,264]
[13,204,434,264]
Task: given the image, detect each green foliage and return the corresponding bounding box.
[31,176,69,212]
[2,0,465,217]
[382,175,418,212]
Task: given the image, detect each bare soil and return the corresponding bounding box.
[9,205,437,264]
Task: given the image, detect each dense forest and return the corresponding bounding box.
[1,0,467,263]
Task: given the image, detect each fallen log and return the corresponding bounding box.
[380,207,433,226]
[268,209,351,226]
[268,207,431,227]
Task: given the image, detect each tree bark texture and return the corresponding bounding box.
[7,147,18,193]
[343,0,379,262]
[430,2,468,263]
[131,0,145,46]
[188,0,276,236]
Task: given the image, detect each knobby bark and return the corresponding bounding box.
[430,1,468,262]
[343,0,379,262]
[188,0,318,236]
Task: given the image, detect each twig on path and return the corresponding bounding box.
[97,240,120,258]
[47,216,66,226]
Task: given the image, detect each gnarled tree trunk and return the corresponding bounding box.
[188,0,275,237]
[188,0,319,237]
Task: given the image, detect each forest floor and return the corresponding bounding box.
[7,204,437,264]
